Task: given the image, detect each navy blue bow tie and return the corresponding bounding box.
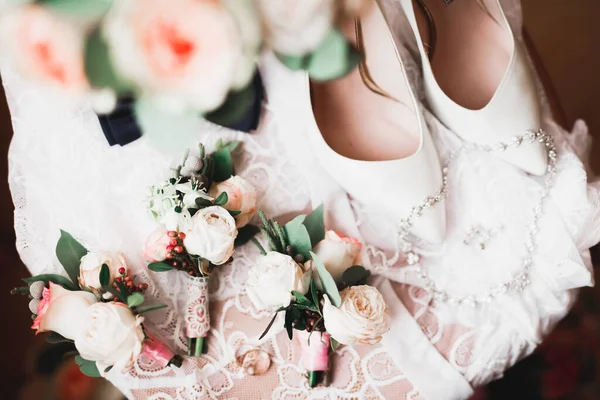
[97,72,264,147]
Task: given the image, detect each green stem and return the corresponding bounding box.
[308,370,324,388]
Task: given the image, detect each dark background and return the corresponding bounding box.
[0,1,599,398]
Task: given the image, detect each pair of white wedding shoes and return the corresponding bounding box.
[301,0,546,243]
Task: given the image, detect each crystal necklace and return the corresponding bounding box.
[397,129,557,307]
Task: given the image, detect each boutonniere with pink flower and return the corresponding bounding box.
[0,0,367,147]
[10,230,181,377]
[145,139,258,356]
[246,206,391,387]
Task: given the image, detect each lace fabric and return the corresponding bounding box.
[4,0,600,398]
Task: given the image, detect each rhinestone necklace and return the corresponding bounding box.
[397,129,557,307]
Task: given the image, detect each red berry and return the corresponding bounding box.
[166,253,173,259]
[127,281,134,287]
[178,232,186,240]
[166,245,174,252]
[115,277,122,282]
[172,261,179,268]
[118,267,126,275]
[169,239,178,246]
[168,231,177,237]
[142,283,148,289]
[174,245,183,253]
[125,276,131,282]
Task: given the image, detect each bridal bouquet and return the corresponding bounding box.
[0,0,366,138]
[145,140,258,355]
[10,230,181,377]
[246,207,391,387]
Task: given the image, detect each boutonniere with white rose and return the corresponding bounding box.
[145,140,258,356]
[10,230,181,377]
[246,206,391,387]
[0,0,368,148]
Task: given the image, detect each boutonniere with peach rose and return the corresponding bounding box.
[0,0,368,148]
[10,230,182,377]
[145,139,259,356]
[245,205,391,387]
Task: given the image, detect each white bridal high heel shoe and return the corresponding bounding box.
[399,0,548,175]
[302,0,446,243]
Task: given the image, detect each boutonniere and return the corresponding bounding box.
[246,206,391,387]
[11,231,180,377]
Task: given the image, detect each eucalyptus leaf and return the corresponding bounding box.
[114,280,129,303]
[127,292,145,308]
[23,274,77,291]
[330,337,341,351]
[55,230,88,288]
[218,140,241,153]
[214,192,229,206]
[275,53,311,71]
[204,83,256,128]
[84,29,132,94]
[310,252,341,307]
[284,309,294,340]
[284,215,311,259]
[341,265,371,288]
[235,224,260,247]
[291,290,314,308]
[303,204,325,246]
[229,210,242,217]
[309,278,320,310]
[74,355,101,378]
[148,262,174,272]
[134,304,168,314]
[195,197,213,208]
[99,264,110,287]
[44,0,114,18]
[307,28,362,82]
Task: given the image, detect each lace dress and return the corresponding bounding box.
[4,0,600,399]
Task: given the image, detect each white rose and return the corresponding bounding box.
[183,206,237,265]
[31,282,98,340]
[75,302,145,375]
[78,251,126,290]
[323,285,390,345]
[246,252,311,310]
[103,0,252,113]
[258,0,334,56]
[313,230,362,282]
[208,176,257,228]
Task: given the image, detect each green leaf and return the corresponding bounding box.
[214,192,229,206]
[307,28,362,82]
[310,278,320,311]
[127,292,145,308]
[310,252,341,307]
[134,100,201,154]
[84,29,132,94]
[204,83,256,128]
[23,274,77,291]
[46,332,73,344]
[44,0,114,18]
[195,197,213,208]
[235,224,260,247]
[113,280,129,303]
[229,210,242,217]
[148,262,174,272]
[275,53,312,71]
[284,215,312,259]
[331,337,341,351]
[74,356,101,378]
[212,148,234,182]
[217,140,241,153]
[285,307,302,340]
[292,290,314,308]
[134,304,168,314]
[303,204,325,246]
[99,264,110,287]
[259,310,281,340]
[55,230,88,288]
[341,265,371,288]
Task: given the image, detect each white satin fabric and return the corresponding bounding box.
[4,0,599,399]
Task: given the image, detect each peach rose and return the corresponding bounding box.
[323,285,390,345]
[31,282,98,340]
[144,228,172,262]
[208,176,257,228]
[0,5,86,90]
[313,230,362,282]
[103,0,257,113]
[78,251,126,290]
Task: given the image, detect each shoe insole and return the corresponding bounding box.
[311,0,419,162]
[414,0,513,110]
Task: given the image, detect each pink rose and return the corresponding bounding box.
[144,228,172,262]
[208,176,257,228]
[103,0,257,113]
[0,5,86,90]
[31,282,98,340]
[313,231,362,282]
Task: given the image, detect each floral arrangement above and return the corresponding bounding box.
[246,206,391,387]
[10,230,180,377]
[145,139,258,356]
[0,0,368,143]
